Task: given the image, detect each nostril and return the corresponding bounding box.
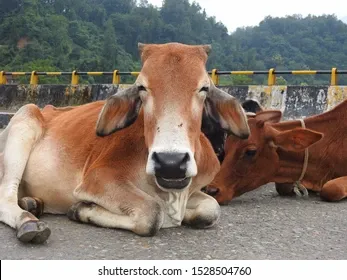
[179,153,189,171]
[205,186,220,196]
[152,151,159,163]
[180,152,189,164]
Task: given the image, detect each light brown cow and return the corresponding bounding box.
[0,43,250,243]
[204,99,347,204]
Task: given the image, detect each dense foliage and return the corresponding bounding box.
[1,0,346,85]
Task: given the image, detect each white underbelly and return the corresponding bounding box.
[21,140,82,214]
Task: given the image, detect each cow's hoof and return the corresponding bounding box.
[188,215,219,229]
[67,201,94,222]
[18,197,44,218]
[67,202,83,222]
[17,220,51,244]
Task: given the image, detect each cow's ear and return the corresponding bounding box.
[273,128,323,152]
[204,79,249,139]
[96,85,141,136]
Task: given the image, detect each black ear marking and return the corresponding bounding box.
[203,98,221,124]
[242,99,263,114]
[201,105,227,163]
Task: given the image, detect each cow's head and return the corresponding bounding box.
[205,109,323,203]
[96,43,249,192]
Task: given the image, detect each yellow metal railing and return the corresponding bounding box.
[0,71,140,86]
[214,68,344,86]
[0,68,345,86]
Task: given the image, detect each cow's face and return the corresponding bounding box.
[96,43,249,192]
[205,110,323,203]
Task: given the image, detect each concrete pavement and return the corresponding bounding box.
[1,184,346,260]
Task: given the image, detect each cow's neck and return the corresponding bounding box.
[271,107,342,189]
[273,143,309,184]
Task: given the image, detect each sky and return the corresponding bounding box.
[147,0,347,33]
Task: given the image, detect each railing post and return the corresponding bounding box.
[268,68,276,86]
[112,70,120,84]
[211,69,219,85]
[331,68,338,86]
[0,71,7,84]
[71,70,79,85]
[30,71,38,85]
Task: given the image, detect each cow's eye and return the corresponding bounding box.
[199,86,209,92]
[244,148,257,158]
[138,85,147,91]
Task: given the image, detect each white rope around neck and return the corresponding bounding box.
[293,119,309,197]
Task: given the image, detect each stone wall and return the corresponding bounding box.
[0,84,346,126]
[219,85,341,119]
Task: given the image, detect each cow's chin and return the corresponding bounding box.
[155,176,192,192]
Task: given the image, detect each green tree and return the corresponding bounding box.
[102,19,117,70]
[276,76,287,85]
[232,75,253,85]
[0,1,346,85]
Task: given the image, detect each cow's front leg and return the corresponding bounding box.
[183,191,220,229]
[70,174,164,236]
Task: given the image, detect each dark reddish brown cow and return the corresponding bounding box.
[205,99,347,204]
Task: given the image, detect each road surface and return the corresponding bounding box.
[1,183,346,260]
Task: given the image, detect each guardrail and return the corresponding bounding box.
[1,68,346,86]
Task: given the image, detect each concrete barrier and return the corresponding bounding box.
[219,85,332,119]
[0,84,346,127]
